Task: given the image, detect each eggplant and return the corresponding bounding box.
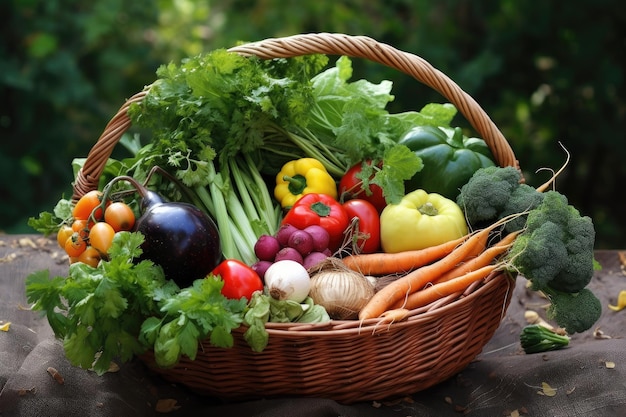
[135,200,222,288]
[109,175,222,288]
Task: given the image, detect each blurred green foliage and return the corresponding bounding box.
[1,0,624,248]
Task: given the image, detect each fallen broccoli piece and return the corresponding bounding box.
[456,165,522,226]
[544,288,602,334]
[520,325,570,354]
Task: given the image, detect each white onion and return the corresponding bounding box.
[308,258,375,320]
[264,260,311,303]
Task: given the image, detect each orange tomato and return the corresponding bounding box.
[89,222,116,255]
[64,233,87,257]
[78,246,101,267]
[72,190,105,221]
[71,219,91,239]
[56,225,73,249]
[104,202,136,232]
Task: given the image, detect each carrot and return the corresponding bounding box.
[433,230,520,285]
[358,221,502,321]
[371,227,490,292]
[392,264,500,311]
[342,234,469,276]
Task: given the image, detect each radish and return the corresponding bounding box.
[274,247,304,264]
[287,230,314,256]
[303,225,330,252]
[303,251,329,270]
[251,260,273,281]
[276,224,299,247]
[254,234,281,261]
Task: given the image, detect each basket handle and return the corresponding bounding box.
[73,32,518,201]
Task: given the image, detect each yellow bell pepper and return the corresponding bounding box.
[274,158,338,208]
[380,189,468,253]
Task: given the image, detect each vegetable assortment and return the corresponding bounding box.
[25,48,602,373]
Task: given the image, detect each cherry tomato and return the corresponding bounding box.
[89,222,115,255]
[339,161,387,213]
[78,246,101,268]
[211,259,263,301]
[73,190,105,221]
[342,199,381,254]
[56,225,73,249]
[65,233,87,257]
[72,219,91,240]
[104,202,136,232]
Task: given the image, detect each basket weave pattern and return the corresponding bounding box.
[73,33,517,404]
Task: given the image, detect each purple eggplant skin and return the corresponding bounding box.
[135,200,222,288]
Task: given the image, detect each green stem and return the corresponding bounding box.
[418,202,439,216]
[283,174,307,195]
[203,162,239,261]
[242,153,281,235]
[267,123,346,177]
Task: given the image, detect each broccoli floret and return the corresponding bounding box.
[509,221,569,291]
[519,324,569,354]
[456,166,523,226]
[513,191,596,293]
[499,183,545,233]
[544,288,602,334]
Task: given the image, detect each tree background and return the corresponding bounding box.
[1,0,624,248]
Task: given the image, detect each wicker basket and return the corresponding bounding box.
[72,33,518,404]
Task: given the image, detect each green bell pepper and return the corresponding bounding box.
[398,125,496,200]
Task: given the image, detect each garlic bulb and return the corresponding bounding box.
[308,258,375,320]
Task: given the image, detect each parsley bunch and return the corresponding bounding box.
[26,232,246,374]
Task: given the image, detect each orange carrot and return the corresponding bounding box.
[433,231,520,285]
[378,308,410,324]
[392,264,499,311]
[342,234,469,276]
[371,228,490,292]
[358,222,501,321]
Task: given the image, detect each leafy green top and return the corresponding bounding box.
[26,232,247,373]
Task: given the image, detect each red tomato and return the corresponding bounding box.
[339,161,387,213]
[342,199,381,254]
[212,259,263,301]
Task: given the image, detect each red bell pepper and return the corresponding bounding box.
[281,193,349,251]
